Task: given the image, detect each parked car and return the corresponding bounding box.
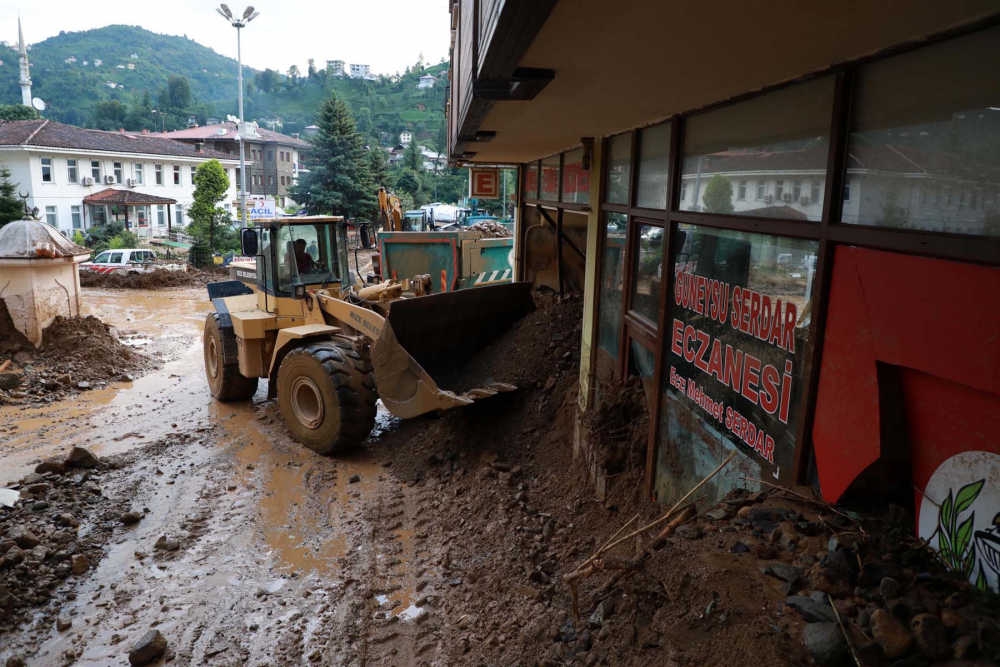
[81,248,187,275]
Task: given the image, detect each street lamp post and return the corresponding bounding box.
[217,4,259,229]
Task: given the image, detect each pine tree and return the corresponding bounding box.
[369,148,390,190]
[290,93,376,221]
[0,163,23,228]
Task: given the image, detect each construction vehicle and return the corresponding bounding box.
[206,216,534,454]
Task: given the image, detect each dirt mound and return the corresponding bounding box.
[79,267,216,290]
[0,447,130,631]
[0,315,153,406]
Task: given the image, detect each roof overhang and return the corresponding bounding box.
[458,0,999,164]
[0,145,240,165]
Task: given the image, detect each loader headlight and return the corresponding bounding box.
[294,284,306,299]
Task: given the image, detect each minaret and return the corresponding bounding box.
[18,17,32,107]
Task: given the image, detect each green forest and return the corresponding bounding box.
[0,25,448,146]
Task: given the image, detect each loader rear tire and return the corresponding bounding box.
[204,312,259,400]
[277,340,377,455]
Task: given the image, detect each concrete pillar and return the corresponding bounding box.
[577,139,604,413]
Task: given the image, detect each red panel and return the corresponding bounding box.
[813,247,1000,502]
[812,248,881,501]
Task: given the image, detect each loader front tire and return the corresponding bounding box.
[204,312,259,400]
[277,340,377,455]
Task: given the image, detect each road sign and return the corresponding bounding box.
[470,168,500,199]
[248,198,276,220]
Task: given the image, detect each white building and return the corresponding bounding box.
[129,53,138,59]
[93,58,102,66]
[417,74,436,89]
[419,146,445,172]
[326,60,345,77]
[0,120,240,239]
[349,63,370,79]
[399,131,413,145]
[127,63,135,71]
[64,56,77,64]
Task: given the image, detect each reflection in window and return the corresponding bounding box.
[630,224,664,325]
[606,133,631,205]
[540,155,560,201]
[523,162,539,200]
[636,123,671,209]
[561,148,590,204]
[680,76,833,221]
[844,26,1000,237]
[596,212,628,368]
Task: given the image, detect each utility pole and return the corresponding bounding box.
[217,5,260,229]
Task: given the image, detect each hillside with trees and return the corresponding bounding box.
[0,25,448,146]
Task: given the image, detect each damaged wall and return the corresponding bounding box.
[0,259,83,347]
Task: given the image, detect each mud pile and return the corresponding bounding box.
[79,267,216,290]
[0,447,128,631]
[0,315,153,405]
[365,290,999,666]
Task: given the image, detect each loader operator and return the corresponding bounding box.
[293,238,315,274]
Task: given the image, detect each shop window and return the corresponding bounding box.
[635,123,670,209]
[629,223,664,325]
[629,339,655,381]
[523,162,539,200]
[596,212,627,371]
[845,26,1000,236]
[656,224,818,500]
[540,155,559,201]
[680,76,833,221]
[561,147,589,205]
[605,133,631,205]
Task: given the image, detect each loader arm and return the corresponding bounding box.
[316,292,477,418]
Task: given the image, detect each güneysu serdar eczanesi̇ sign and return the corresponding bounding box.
[667,267,804,468]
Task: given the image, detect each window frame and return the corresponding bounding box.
[41,157,53,183]
[134,162,144,185]
[67,159,78,184]
[114,162,124,184]
[155,164,163,185]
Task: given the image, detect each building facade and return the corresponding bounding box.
[326,60,345,77]
[156,122,311,208]
[0,120,239,238]
[448,0,1000,591]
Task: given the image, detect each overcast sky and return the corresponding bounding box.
[6,0,451,75]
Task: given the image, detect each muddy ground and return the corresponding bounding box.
[1,287,997,667]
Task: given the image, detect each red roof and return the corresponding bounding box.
[83,188,177,205]
[156,122,312,150]
[0,120,236,161]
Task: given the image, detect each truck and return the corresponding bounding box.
[81,248,187,275]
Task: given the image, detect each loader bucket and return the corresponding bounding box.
[369,282,535,419]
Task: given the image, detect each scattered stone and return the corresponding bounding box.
[910,613,947,660]
[56,614,72,631]
[730,541,750,554]
[676,524,703,540]
[66,446,100,469]
[879,576,901,599]
[154,536,180,552]
[952,635,974,660]
[559,620,578,643]
[34,458,66,475]
[71,553,89,574]
[871,608,913,660]
[802,622,847,666]
[348,474,361,484]
[5,657,25,667]
[56,374,71,385]
[706,508,728,521]
[785,596,837,623]
[128,629,167,666]
[77,381,91,390]
[120,511,142,525]
[766,562,802,583]
[737,505,752,519]
[0,372,22,390]
[11,529,40,549]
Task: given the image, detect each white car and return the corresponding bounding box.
[81,248,186,275]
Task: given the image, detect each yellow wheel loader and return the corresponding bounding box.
[203,216,534,454]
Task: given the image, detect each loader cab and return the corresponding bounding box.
[245,216,351,312]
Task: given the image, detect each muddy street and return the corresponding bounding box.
[3,286,997,667]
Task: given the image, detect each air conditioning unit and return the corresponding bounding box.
[763,194,773,203]
[782,193,791,202]
[799,196,810,206]
[126,178,138,187]
[81,176,94,186]
[104,175,117,184]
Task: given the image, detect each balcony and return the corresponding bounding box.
[448,0,557,161]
